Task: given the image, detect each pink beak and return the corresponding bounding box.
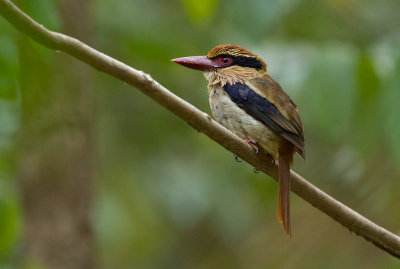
[171,56,218,71]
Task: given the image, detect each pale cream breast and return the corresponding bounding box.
[208,85,280,161]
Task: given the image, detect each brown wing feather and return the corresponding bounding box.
[248,76,305,159]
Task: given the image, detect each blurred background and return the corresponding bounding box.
[0,0,400,268]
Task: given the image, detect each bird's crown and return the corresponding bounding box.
[207,44,257,58]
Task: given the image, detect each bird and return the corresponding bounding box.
[172,44,305,236]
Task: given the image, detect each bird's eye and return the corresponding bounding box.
[219,57,233,66]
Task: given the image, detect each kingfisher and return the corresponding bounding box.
[172,44,305,236]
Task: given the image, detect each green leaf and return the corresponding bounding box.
[0,34,18,100]
[180,0,218,22]
[351,51,381,155]
[382,58,400,164]
[0,197,21,260]
[356,50,380,100]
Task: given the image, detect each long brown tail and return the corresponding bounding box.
[278,151,291,237]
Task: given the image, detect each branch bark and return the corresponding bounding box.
[1,0,399,259]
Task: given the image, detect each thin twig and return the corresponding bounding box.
[0,0,399,258]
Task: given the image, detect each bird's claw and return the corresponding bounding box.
[244,138,259,154]
[253,167,259,173]
[234,155,241,162]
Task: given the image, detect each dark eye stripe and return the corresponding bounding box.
[233,56,263,69]
[214,54,263,69]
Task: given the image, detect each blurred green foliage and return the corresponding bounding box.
[1,0,400,268]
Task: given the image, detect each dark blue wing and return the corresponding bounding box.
[224,82,304,154]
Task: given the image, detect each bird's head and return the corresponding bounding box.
[172,44,267,84]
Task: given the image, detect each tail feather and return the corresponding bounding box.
[278,151,291,237]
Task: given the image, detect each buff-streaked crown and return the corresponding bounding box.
[207,44,257,58]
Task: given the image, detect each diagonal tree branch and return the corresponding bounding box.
[1,0,399,258]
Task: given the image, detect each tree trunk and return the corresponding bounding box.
[17,0,95,268]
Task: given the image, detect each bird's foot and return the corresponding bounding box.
[244,138,259,154]
[234,155,242,162]
[253,167,259,173]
